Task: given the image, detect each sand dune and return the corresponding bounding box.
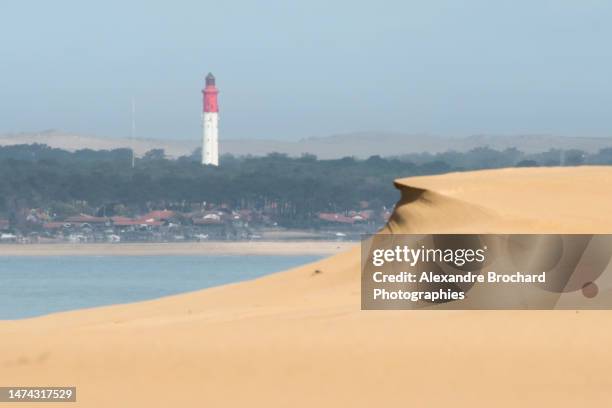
[0,131,199,158]
[4,130,612,159]
[390,166,612,233]
[2,166,612,407]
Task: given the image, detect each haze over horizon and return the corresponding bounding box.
[2,1,612,141]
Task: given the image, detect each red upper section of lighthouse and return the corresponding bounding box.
[202,72,219,113]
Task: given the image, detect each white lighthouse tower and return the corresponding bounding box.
[202,72,219,166]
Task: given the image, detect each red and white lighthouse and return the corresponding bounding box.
[202,72,219,166]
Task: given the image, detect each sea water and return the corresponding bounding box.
[0,255,321,320]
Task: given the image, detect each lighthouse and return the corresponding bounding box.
[202,72,219,166]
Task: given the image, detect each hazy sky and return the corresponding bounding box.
[1,0,611,140]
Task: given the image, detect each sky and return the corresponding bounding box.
[1,0,611,140]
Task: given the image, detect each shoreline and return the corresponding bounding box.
[0,240,356,256]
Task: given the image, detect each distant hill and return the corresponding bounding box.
[1,130,612,159]
[0,131,198,158]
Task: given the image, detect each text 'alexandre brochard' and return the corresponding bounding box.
[370,245,546,303]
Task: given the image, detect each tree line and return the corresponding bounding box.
[0,144,611,226]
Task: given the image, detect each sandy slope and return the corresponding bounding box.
[2,166,612,407]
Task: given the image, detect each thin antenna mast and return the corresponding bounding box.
[131,97,136,168]
[131,97,136,138]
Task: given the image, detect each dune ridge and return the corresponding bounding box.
[2,166,612,407]
[4,131,612,158]
[393,166,612,233]
[386,183,506,234]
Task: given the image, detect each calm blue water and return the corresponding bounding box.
[0,255,321,320]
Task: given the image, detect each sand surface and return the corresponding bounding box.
[2,166,612,407]
[0,241,353,257]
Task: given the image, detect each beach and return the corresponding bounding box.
[2,167,612,407]
[0,241,354,257]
